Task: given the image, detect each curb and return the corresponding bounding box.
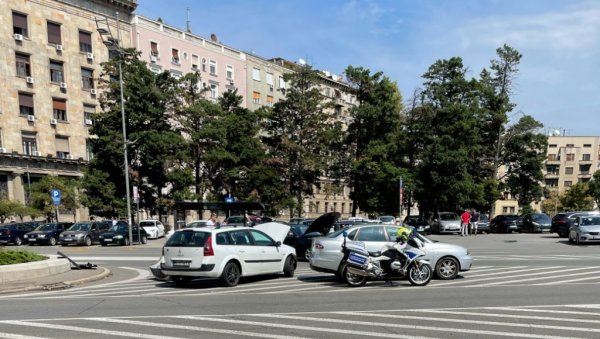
[0,267,112,294]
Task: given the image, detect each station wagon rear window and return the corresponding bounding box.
[166,230,209,247]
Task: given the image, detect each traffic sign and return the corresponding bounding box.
[225,197,234,203]
[51,189,61,206]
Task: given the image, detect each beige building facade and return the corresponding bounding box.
[543,135,600,193]
[0,0,136,221]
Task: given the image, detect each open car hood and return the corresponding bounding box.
[304,212,341,236]
[254,222,291,243]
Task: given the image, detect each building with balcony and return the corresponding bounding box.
[0,0,136,220]
[543,136,600,194]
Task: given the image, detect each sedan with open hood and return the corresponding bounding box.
[161,222,297,287]
[285,212,340,260]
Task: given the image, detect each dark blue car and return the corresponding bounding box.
[0,222,41,246]
[25,222,73,246]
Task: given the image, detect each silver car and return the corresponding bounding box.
[309,224,473,280]
[569,215,600,244]
[431,212,461,234]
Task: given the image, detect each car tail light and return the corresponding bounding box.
[557,220,567,224]
[204,235,214,256]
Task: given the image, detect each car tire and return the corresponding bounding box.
[435,256,459,280]
[14,236,23,246]
[172,276,191,287]
[304,248,311,261]
[124,237,130,246]
[141,236,148,245]
[219,262,241,287]
[283,255,296,277]
[84,236,92,246]
[49,237,57,246]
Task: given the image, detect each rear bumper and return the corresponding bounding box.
[161,264,216,277]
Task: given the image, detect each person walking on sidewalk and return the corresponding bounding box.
[460,210,471,236]
[470,209,479,235]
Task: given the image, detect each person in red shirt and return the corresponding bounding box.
[460,210,471,236]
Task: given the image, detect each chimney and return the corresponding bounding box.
[210,33,218,42]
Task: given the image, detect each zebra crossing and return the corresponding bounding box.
[3,263,600,300]
[2,304,600,338]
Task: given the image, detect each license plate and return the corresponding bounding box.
[29,238,36,241]
[63,238,72,241]
[173,261,190,267]
[104,239,112,242]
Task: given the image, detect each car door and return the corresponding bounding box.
[248,229,283,273]
[354,226,388,252]
[227,229,260,275]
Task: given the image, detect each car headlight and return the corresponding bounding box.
[24,235,28,238]
[39,234,46,238]
[76,234,84,238]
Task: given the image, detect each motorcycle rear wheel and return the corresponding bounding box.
[342,264,367,287]
[408,263,432,286]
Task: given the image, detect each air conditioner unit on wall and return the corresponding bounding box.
[84,119,93,125]
[90,88,97,95]
[14,33,23,41]
[50,118,58,125]
[26,77,34,84]
[86,52,94,60]
[55,44,63,51]
[32,151,41,156]
[60,82,67,89]
[150,55,157,63]
[65,154,72,159]
[27,115,35,122]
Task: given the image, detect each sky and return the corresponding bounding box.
[135,0,600,136]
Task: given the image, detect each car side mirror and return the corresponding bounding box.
[274,241,281,247]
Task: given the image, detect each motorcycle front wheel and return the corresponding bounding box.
[342,263,367,287]
[408,263,432,286]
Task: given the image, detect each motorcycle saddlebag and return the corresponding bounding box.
[347,251,369,267]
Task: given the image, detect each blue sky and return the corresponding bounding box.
[136,0,600,136]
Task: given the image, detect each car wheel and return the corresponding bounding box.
[141,236,148,245]
[435,256,459,280]
[219,262,241,287]
[283,255,296,277]
[49,237,57,246]
[84,236,92,246]
[14,236,23,246]
[124,237,130,246]
[172,276,191,287]
[304,248,311,261]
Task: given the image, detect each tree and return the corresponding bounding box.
[561,182,594,211]
[344,66,405,215]
[262,64,342,217]
[541,190,563,215]
[587,170,600,209]
[29,176,79,221]
[0,199,20,223]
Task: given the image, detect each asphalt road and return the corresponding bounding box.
[2,232,600,338]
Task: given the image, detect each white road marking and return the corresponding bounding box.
[413,309,600,325]
[0,333,49,339]
[475,267,593,286]
[533,271,600,285]
[433,266,563,286]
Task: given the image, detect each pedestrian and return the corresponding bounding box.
[210,212,221,228]
[470,209,479,236]
[460,210,471,237]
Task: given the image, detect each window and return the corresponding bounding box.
[252,68,260,81]
[79,30,92,53]
[582,154,591,161]
[249,230,273,246]
[191,55,199,69]
[229,230,251,245]
[356,226,387,242]
[84,104,95,124]
[209,83,218,99]
[547,154,557,161]
[548,144,557,148]
[266,95,274,107]
[252,91,261,104]
[13,12,28,37]
[564,181,573,187]
[584,144,592,148]
[55,136,70,159]
[18,92,34,115]
[565,167,573,175]
[86,140,93,161]
[50,61,64,83]
[566,144,574,148]
[171,49,180,64]
[21,132,37,155]
[566,153,575,161]
[150,42,159,57]
[170,70,182,79]
[201,58,207,72]
[266,73,274,86]
[47,21,62,45]
[52,98,67,121]
[324,202,329,212]
[209,60,217,75]
[334,106,342,116]
[226,65,233,79]
[81,68,94,90]
[16,53,31,77]
[279,75,286,88]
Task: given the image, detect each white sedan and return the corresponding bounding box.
[139,220,165,239]
[310,224,473,280]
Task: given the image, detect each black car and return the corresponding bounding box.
[403,215,430,234]
[490,214,522,233]
[476,214,490,234]
[0,222,40,245]
[24,222,73,246]
[521,213,551,233]
[100,223,148,246]
[551,211,600,237]
[285,212,339,260]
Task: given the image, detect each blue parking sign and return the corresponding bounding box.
[51,189,61,206]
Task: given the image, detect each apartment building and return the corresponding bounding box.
[0,0,136,220]
[246,54,290,110]
[544,135,600,193]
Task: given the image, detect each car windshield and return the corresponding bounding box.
[139,221,156,227]
[406,217,427,225]
[440,213,458,221]
[532,214,551,222]
[186,221,212,228]
[68,223,90,231]
[36,224,57,231]
[165,230,210,247]
[479,214,489,221]
[580,217,600,226]
[379,216,395,222]
[291,224,309,235]
[109,224,129,233]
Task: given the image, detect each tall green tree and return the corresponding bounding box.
[262,64,342,217]
[344,66,404,215]
[586,170,600,209]
[29,176,78,221]
[561,182,594,211]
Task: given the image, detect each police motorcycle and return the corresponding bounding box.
[340,228,432,287]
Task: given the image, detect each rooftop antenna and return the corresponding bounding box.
[186,7,191,32]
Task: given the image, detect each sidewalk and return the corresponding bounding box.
[0,266,111,294]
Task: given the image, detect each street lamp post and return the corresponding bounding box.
[95,14,133,245]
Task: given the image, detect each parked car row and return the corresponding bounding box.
[0,219,165,246]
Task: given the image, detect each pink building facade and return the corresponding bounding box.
[130,15,247,106]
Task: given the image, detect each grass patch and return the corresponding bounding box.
[0,249,47,265]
